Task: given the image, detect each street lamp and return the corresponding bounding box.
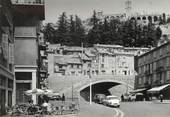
[72,79,74,101]
[89,66,92,105]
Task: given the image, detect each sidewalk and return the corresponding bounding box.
[151,99,170,104]
[2,99,117,117]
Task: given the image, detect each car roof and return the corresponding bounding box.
[106,95,117,98]
[95,94,105,96]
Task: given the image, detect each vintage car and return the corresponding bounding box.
[102,95,120,108]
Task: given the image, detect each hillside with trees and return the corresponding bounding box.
[43,11,162,47]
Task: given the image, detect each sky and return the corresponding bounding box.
[45,0,170,23]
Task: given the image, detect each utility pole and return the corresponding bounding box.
[89,66,92,105]
[81,42,84,75]
[72,80,73,101]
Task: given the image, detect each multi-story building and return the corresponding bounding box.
[48,44,91,76]
[93,44,150,76]
[135,42,170,99]
[38,32,48,89]
[48,44,150,77]
[12,0,46,104]
[0,0,14,115]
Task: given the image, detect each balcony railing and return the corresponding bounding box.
[12,0,44,5]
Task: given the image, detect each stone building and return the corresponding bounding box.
[0,0,14,115]
[135,42,170,99]
[12,0,46,104]
[93,44,150,76]
[48,44,150,77]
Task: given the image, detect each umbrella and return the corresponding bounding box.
[24,88,44,95]
[136,93,143,95]
[43,89,53,95]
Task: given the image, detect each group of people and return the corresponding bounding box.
[26,93,66,115]
[121,93,164,102]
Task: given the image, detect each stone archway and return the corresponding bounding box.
[78,79,134,101]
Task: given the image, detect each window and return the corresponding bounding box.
[71,64,74,68]
[123,71,127,75]
[15,72,32,80]
[102,70,105,74]
[112,70,114,75]
[71,71,75,75]
[101,64,104,68]
[8,79,13,89]
[59,65,62,69]
[138,77,142,85]
[0,76,6,87]
[95,70,99,75]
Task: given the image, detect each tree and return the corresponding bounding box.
[86,10,101,46]
[56,12,69,45]
[68,15,76,46]
[74,15,86,46]
[43,23,56,43]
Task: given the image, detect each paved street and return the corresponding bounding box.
[120,101,170,117]
[2,100,170,117]
[78,99,118,117]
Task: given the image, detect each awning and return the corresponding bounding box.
[147,84,170,93]
[130,88,146,93]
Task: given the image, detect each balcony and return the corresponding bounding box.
[11,0,44,5]
[11,0,45,20]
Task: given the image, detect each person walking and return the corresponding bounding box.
[121,94,124,102]
[62,93,65,103]
[159,94,163,102]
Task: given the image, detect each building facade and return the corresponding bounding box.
[135,42,170,99]
[48,44,150,77]
[12,0,46,104]
[93,44,150,76]
[0,0,14,115]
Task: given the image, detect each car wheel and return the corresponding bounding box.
[117,105,120,108]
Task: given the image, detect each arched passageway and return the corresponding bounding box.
[79,80,133,102]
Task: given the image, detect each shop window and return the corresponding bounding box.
[8,91,12,107]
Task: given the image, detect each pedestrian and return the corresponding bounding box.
[159,94,163,102]
[62,93,65,103]
[121,94,124,102]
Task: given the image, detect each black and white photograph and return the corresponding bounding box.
[1,0,170,117]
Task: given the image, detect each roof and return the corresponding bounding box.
[130,88,146,93]
[96,48,113,55]
[147,84,170,93]
[64,46,83,52]
[94,44,123,48]
[138,42,170,58]
[85,51,96,57]
[79,53,91,61]
[54,55,82,65]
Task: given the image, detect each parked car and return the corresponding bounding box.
[129,93,136,101]
[129,93,144,101]
[102,95,120,108]
[93,94,106,104]
[50,95,61,101]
